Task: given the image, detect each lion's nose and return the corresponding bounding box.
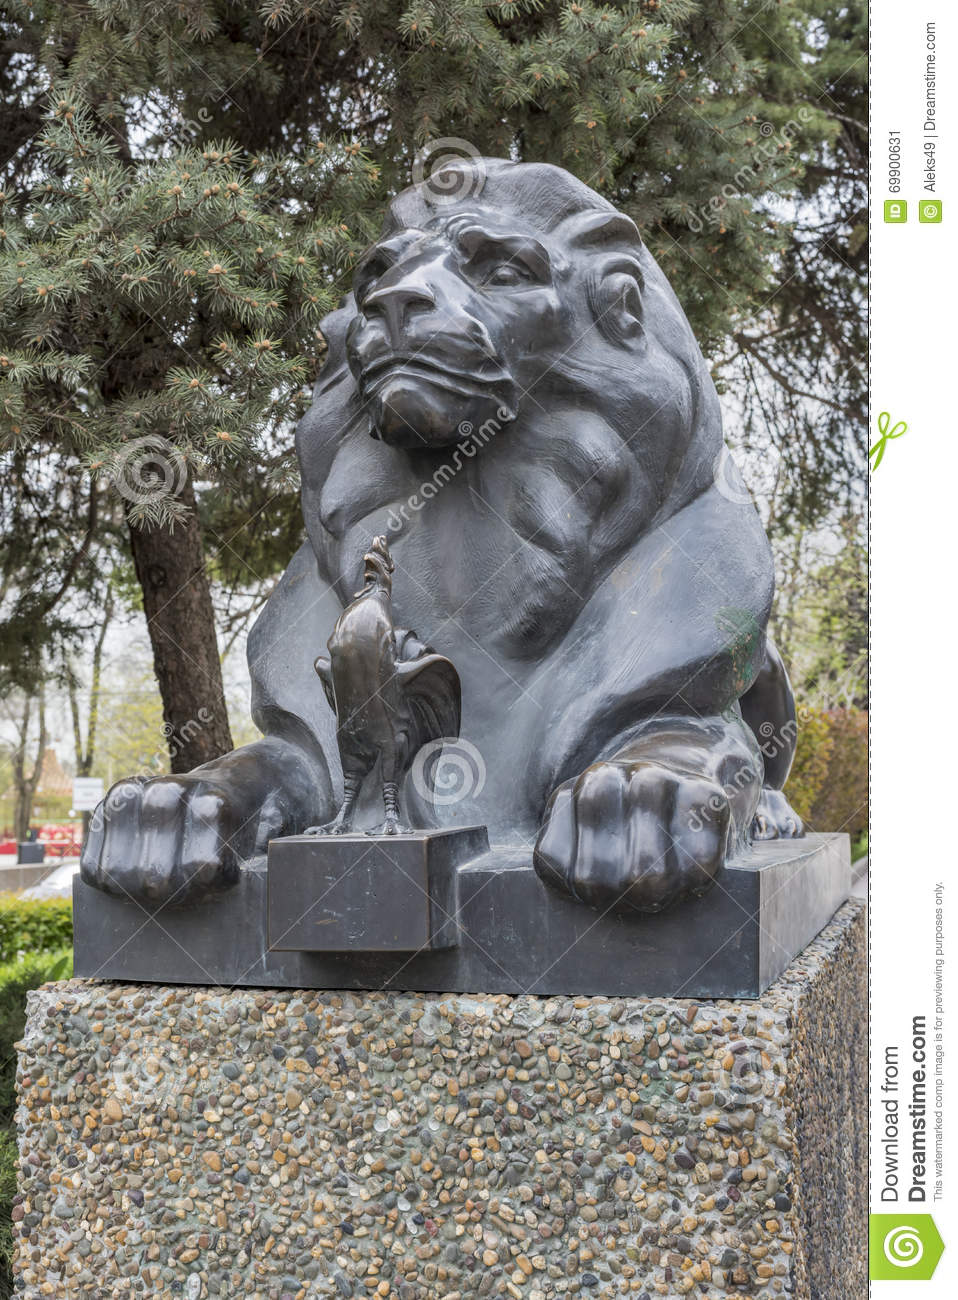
[362,282,436,342]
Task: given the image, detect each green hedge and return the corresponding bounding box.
[0,949,73,1125]
[809,707,868,839]
[0,898,73,964]
[785,705,868,837]
[0,1128,16,1295]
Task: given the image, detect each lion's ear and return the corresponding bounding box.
[589,261,644,346]
[587,258,645,347]
[562,210,646,349]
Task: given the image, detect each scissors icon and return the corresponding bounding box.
[869,412,907,470]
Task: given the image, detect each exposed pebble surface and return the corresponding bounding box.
[14,901,865,1299]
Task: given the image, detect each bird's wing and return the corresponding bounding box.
[313,654,336,714]
[394,653,462,768]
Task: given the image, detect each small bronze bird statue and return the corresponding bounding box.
[307,535,462,836]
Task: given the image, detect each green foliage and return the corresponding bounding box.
[2,0,860,375]
[809,707,868,838]
[801,523,868,709]
[774,515,867,711]
[783,705,834,824]
[0,440,114,695]
[0,110,379,531]
[725,0,868,523]
[0,898,73,965]
[0,1127,16,1293]
[0,83,378,700]
[784,705,868,838]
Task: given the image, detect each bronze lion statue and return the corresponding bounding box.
[82,158,803,910]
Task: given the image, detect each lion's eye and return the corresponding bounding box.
[485,263,526,287]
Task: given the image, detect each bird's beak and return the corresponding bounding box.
[359,535,395,586]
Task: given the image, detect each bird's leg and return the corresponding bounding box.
[305,773,362,835]
[382,781,401,835]
[366,780,408,836]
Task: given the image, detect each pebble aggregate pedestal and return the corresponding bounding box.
[14,900,865,1300]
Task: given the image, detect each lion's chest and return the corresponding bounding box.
[310,417,643,661]
[348,494,581,661]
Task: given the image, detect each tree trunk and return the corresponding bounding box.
[127,476,233,773]
[68,581,114,843]
[10,688,46,842]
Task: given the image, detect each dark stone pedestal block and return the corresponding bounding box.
[267,826,488,952]
[73,832,849,998]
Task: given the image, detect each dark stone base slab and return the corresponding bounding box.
[73,832,850,998]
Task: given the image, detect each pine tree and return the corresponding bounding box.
[720,0,868,529]
[1,99,377,766]
[3,1,855,356]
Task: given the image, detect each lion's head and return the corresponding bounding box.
[296,159,757,667]
[307,158,725,505]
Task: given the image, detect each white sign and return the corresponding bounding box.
[72,777,104,811]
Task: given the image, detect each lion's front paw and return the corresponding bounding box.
[750,787,804,840]
[80,774,242,906]
[533,760,730,914]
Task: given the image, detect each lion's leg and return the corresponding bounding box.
[739,638,804,839]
